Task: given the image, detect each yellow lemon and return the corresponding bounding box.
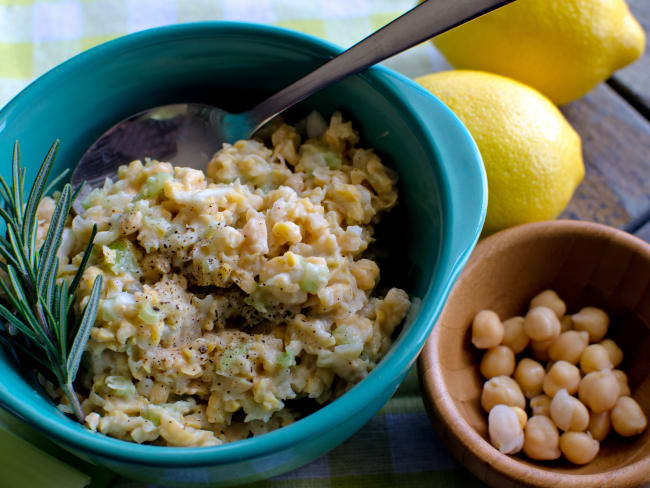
[416,70,584,235]
[433,0,645,105]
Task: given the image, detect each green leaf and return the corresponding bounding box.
[0,141,103,424]
[0,235,22,270]
[2,335,51,370]
[66,274,101,384]
[57,280,68,358]
[43,168,69,197]
[37,184,70,297]
[68,224,96,298]
[0,174,11,204]
[0,303,38,343]
[133,172,173,201]
[3,219,31,284]
[11,141,22,228]
[45,258,59,313]
[23,140,58,247]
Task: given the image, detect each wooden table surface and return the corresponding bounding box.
[558,0,649,243]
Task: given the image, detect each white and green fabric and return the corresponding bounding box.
[0,1,465,487]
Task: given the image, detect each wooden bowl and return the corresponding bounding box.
[418,220,650,488]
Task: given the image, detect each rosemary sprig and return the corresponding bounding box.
[0,140,102,422]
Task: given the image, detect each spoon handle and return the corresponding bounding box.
[246,0,516,132]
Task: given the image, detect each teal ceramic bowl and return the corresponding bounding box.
[0,22,486,486]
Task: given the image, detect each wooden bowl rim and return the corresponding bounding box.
[419,220,650,488]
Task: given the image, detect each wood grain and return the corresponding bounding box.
[610,0,650,117]
[559,83,650,227]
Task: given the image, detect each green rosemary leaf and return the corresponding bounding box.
[66,274,102,385]
[58,280,68,359]
[0,304,38,343]
[0,175,11,205]
[1,213,30,277]
[38,295,58,342]
[70,181,84,205]
[37,184,70,297]
[45,259,59,313]
[2,335,51,370]
[68,224,97,299]
[20,167,26,205]
[0,236,22,270]
[0,141,101,423]
[5,266,31,315]
[11,142,22,229]
[23,140,58,247]
[0,275,23,318]
[43,168,69,198]
[5,266,55,357]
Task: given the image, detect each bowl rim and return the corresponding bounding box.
[419,219,650,488]
[0,20,484,467]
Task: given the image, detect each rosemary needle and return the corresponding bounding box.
[0,140,102,423]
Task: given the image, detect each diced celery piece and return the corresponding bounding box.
[134,172,173,201]
[243,287,267,314]
[302,144,342,170]
[107,239,140,275]
[219,343,249,373]
[323,152,342,170]
[277,351,295,369]
[81,187,103,210]
[105,376,136,398]
[100,292,135,323]
[143,408,161,427]
[333,326,360,346]
[300,260,329,293]
[137,302,160,326]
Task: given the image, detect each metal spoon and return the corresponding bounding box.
[71,0,514,201]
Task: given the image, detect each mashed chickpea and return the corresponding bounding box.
[38,112,411,447]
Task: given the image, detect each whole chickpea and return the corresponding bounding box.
[580,344,613,373]
[472,310,504,349]
[612,369,631,397]
[523,415,561,460]
[578,370,619,413]
[525,306,561,342]
[559,432,599,465]
[480,346,515,379]
[599,339,623,368]
[549,388,589,432]
[543,361,581,397]
[611,396,647,437]
[548,330,589,364]
[560,315,574,333]
[529,339,554,362]
[572,307,609,343]
[489,405,524,454]
[511,406,528,429]
[514,358,545,398]
[481,376,526,412]
[501,316,529,354]
[588,410,611,442]
[530,290,566,319]
[530,394,552,417]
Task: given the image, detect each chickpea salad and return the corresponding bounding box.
[36,112,411,447]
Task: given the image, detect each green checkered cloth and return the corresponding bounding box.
[0,1,472,487]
